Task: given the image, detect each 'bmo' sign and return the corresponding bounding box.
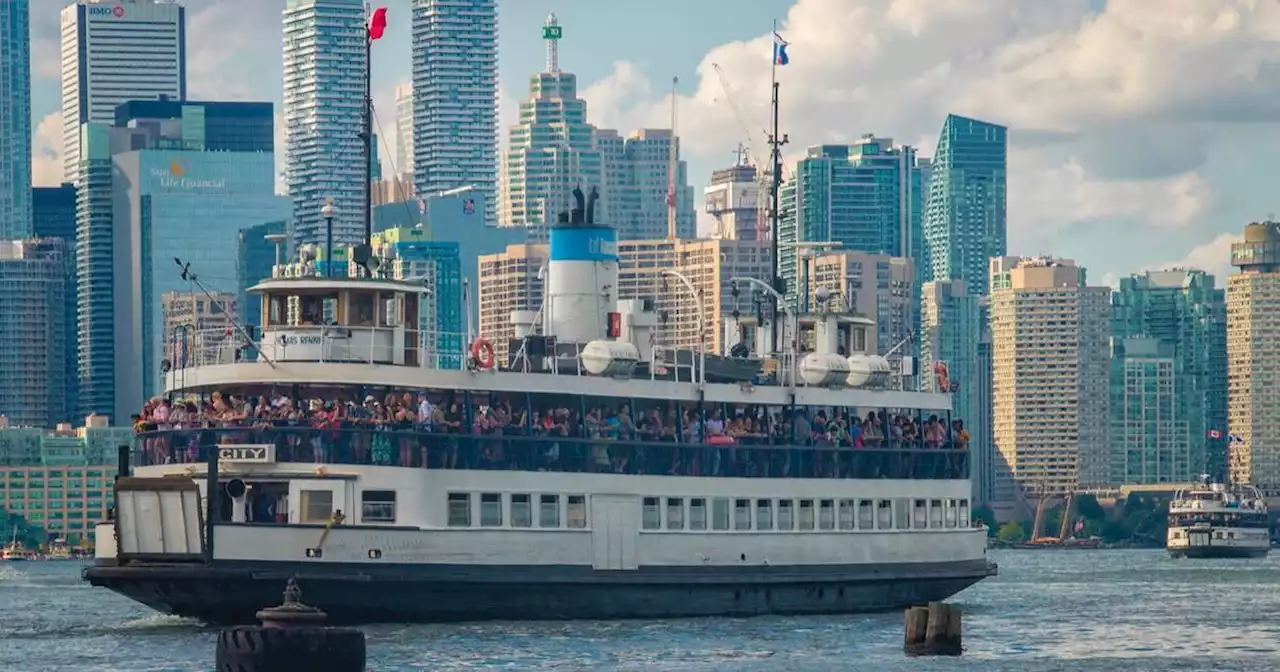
[218,444,275,464]
[88,5,126,18]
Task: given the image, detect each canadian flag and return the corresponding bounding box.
[1208,429,1222,439]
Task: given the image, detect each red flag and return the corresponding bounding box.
[368,7,388,41]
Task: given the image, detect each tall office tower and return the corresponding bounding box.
[500,15,604,235]
[923,114,1007,295]
[60,0,186,183]
[395,84,414,181]
[76,101,287,421]
[283,0,368,249]
[412,0,497,222]
[0,0,32,240]
[704,162,760,241]
[595,128,695,240]
[921,279,990,503]
[804,250,914,355]
[989,257,1110,498]
[0,240,70,428]
[33,184,80,422]
[1111,269,1226,483]
[778,136,926,307]
[1227,222,1280,490]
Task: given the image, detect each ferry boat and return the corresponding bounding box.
[2,529,29,561]
[45,538,72,560]
[1167,476,1270,559]
[83,190,994,625]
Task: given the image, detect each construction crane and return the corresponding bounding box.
[710,62,771,241]
[667,76,679,240]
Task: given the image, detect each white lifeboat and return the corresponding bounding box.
[580,340,640,377]
[847,354,891,388]
[799,353,852,388]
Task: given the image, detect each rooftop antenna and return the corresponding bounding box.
[543,13,562,74]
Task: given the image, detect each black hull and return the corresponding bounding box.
[84,559,996,625]
[1169,546,1270,559]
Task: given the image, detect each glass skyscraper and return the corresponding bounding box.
[778,136,925,307]
[1111,269,1227,483]
[283,0,369,250]
[1,0,32,240]
[237,220,288,331]
[373,227,464,367]
[923,114,1007,296]
[0,239,70,428]
[412,0,498,224]
[113,100,274,153]
[33,185,79,422]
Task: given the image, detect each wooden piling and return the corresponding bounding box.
[903,601,962,656]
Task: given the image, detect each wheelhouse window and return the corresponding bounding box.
[360,490,396,523]
[511,494,532,528]
[666,498,685,530]
[711,498,730,531]
[300,490,333,524]
[447,493,470,527]
[756,499,774,531]
[689,498,707,531]
[734,499,751,530]
[480,494,503,527]
[567,495,587,528]
[642,497,661,530]
[798,500,815,530]
[539,494,560,528]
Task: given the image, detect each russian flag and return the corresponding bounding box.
[773,32,789,66]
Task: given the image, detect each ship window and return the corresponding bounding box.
[360,490,396,523]
[350,293,375,326]
[776,500,794,530]
[711,498,730,530]
[836,500,853,530]
[798,500,815,530]
[858,500,874,529]
[819,496,839,529]
[733,499,751,530]
[667,498,685,530]
[480,494,503,527]
[929,500,943,528]
[877,500,892,529]
[756,499,773,531]
[958,500,969,525]
[567,495,587,528]
[913,499,928,529]
[539,494,560,528]
[300,490,333,524]
[689,498,707,531]
[447,493,470,527]
[944,500,958,528]
[642,497,661,530]
[511,494,532,528]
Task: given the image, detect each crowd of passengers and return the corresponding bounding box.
[133,391,969,477]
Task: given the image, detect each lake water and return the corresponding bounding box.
[3,549,1279,671]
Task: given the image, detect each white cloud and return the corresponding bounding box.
[31,113,62,187]
[575,0,1280,260]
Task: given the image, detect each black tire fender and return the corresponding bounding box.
[215,626,366,672]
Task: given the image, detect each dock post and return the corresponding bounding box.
[903,601,962,656]
[214,579,366,672]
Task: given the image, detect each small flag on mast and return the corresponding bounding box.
[368,7,388,41]
[773,31,790,66]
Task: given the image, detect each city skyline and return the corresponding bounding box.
[20,0,1277,288]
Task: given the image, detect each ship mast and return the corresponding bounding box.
[667,77,679,240]
[767,19,789,352]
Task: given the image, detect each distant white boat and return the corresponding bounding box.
[1168,476,1269,559]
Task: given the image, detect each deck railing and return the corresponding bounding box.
[132,427,969,481]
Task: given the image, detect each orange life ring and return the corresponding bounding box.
[470,338,496,370]
[933,361,951,393]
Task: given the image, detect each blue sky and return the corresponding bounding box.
[28,0,1280,285]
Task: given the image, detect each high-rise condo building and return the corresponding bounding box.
[60,0,187,183]
[1,0,32,240]
[394,83,414,181]
[704,162,760,241]
[924,114,1006,295]
[779,137,926,306]
[595,129,695,241]
[989,256,1110,498]
[805,250,914,356]
[1227,221,1280,491]
[0,239,70,428]
[283,0,368,249]
[33,185,80,422]
[411,0,497,222]
[1111,269,1226,484]
[921,279,991,503]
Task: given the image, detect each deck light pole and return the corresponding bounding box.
[661,269,706,385]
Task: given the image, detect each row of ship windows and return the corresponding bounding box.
[437,492,970,532]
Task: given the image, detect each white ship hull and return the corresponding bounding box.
[1167,526,1270,559]
[85,464,995,624]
